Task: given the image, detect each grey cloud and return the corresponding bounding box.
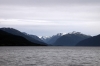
[0,5,100,21]
[0,0,100,6]
[0,0,100,36]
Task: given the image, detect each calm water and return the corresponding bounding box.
[0,47,100,66]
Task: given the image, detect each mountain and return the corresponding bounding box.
[40,33,65,45]
[0,29,46,46]
[0,28,46,45]
[53,32,91,46]
[40,36,51,43]
[23,32,44,42]
[76,35,100,46]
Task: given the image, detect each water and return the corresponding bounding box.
[0,47,100,66]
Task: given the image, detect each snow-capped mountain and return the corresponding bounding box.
[40,33,66,45]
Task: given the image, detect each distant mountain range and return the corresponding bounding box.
[40,32,92,46]
[53,32,91,46]
[40,33,64,45]
[0,27,100,46]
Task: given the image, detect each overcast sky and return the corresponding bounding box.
[0,0,100,36]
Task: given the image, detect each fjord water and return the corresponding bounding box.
[0,47,100,66]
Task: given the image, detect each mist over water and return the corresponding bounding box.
[0,47,100,66]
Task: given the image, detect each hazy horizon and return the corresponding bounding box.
[0,0,100,36]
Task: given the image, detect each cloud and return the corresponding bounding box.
[0,19,100,36]
[0,19,57,25]
[0,0,100,36]
[0,5,100,21]
[0,0,100,6]
[0,0,100,20]
[0,18,100,26]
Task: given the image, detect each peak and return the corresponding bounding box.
[41,36,51,39]
[57,33,67,36]
[0,27,13,29]
[68,31,82,35]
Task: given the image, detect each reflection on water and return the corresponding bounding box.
[0,47,100,66]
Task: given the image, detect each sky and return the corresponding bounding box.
[0,0,100,36]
